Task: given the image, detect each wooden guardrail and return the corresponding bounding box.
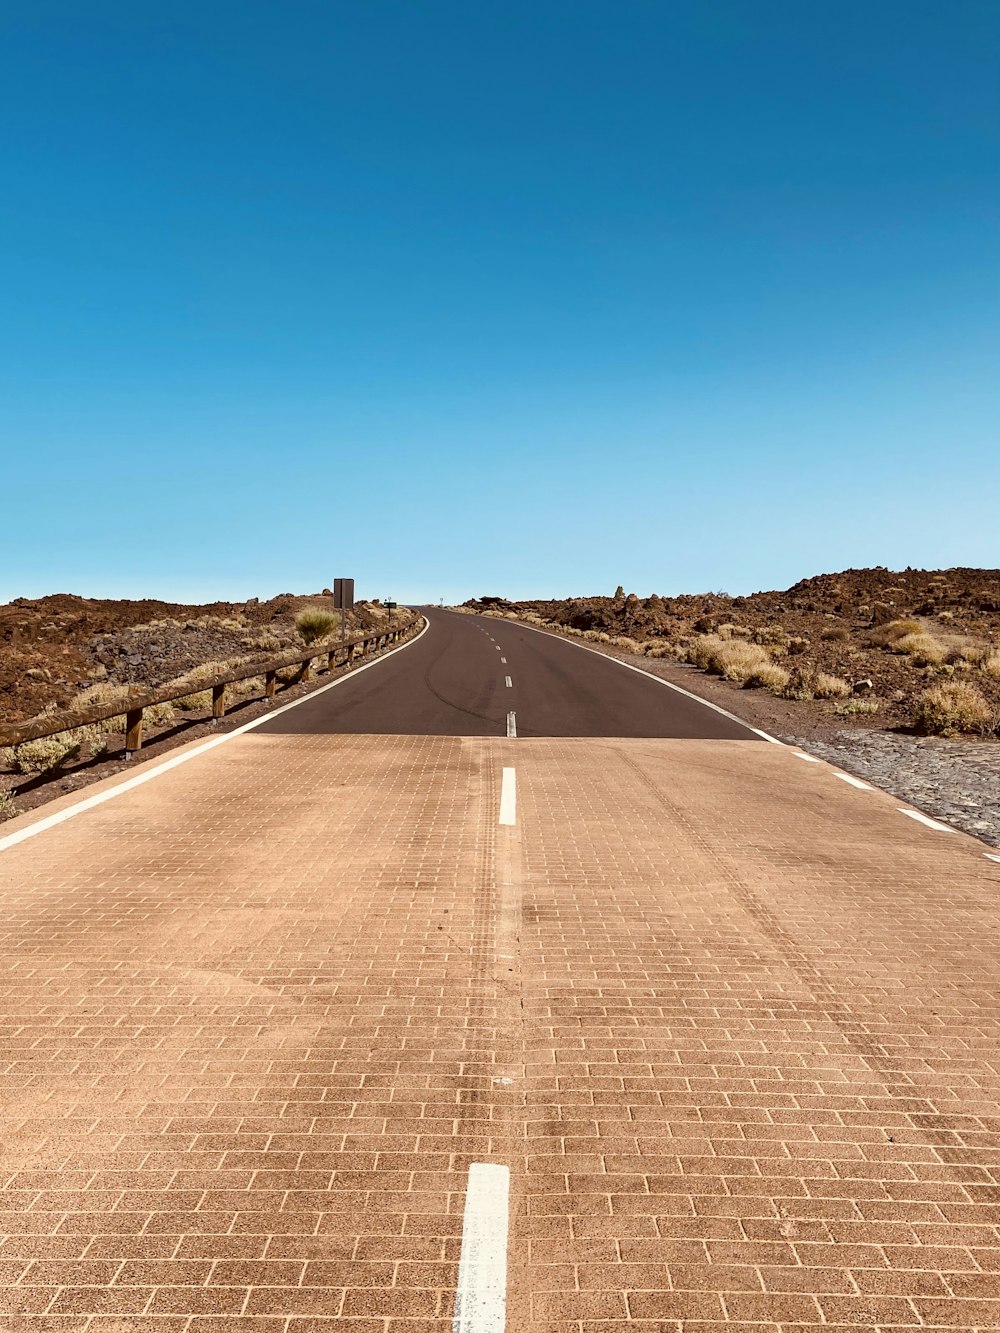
[0,615,421,756]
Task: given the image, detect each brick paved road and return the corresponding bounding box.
[1,614,999,1330]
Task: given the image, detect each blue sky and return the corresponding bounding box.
[2,1,997,604]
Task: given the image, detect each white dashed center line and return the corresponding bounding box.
[498,768,516,825]
[453,1162,510,1333]
[504,676,512,688]
[506,712,517,739]
[835,773,873,790]
[500,657,506,664]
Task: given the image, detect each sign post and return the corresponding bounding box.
[333,578,355,660]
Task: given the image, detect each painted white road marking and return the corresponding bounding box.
[453,1163,510,1333]
[500,657,506,664]
[506,712,517,739]
[498,768,516,826]
[835,773,873,790]
[794,752,822,763]
[504,676,512,688]
[508,618,780,742]
[899,809,955,833]
[985,853,1000,864]
[0,618,432,854]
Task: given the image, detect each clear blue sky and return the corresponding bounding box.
[2,1,997,605]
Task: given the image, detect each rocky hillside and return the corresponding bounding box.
[0,591,393,723]
[465,568,1000,736]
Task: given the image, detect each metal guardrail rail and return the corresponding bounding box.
[0,615,421,755]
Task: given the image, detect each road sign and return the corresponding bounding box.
[384,601,397,611]
[333,578,354,611]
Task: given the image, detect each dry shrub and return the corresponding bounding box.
[142,701,176,727]
[820,626,850,642]
[688,635,773,683]
[834,698,881,716]
[946,640,990,667]
[234,676,264,697]
[870,617,923,647]
[786,636,810,655]
[913,681,992,736]
[243,631,283,651]
[813,672,851,699]
[982,650,1000,679]
[70,683,137,735]
[6,736,81,774]
[743,663,790,693]
[608,635,640,651]
[0,787,17,819]
[175,689,213,711]
[641,641,675,659]
[754,624,789,647]
[295,607,340,644]
[893,632,947,666]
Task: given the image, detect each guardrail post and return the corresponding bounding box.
[125,707,143,758]
[212,684,227,721]
[347,643,356,664]
[265,670,276,699]
[327,650,336,672]
[301,658,312,682]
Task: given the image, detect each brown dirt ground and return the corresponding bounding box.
[466,566,1000,740]
[0,591,391,723]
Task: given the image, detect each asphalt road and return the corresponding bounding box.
[259,606,760,739]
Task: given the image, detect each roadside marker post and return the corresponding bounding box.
[334,577,355,662]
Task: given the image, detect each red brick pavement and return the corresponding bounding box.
[0,733,998,1330]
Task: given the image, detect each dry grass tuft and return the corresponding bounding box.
[914,681,993,736]
[813,672,852,699]
[820,626,850,642]
[295,607,340,644]
[870,617,923,647]
[687,635,774,684]
[174,689,213,711]
[743,663,790,693]
[981,650,1000,679]
[893,632,947,667]
[5,736,82,774]
[834,697,881,716]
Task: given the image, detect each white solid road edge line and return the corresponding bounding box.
[498,768,516,825]
[835,773,873,790]
[506,617,780,743]
[453,1163,510,1333]
[898,808,956,834]
[793,752,822,763]
[506,712,517,739]
[0,615,432,854]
